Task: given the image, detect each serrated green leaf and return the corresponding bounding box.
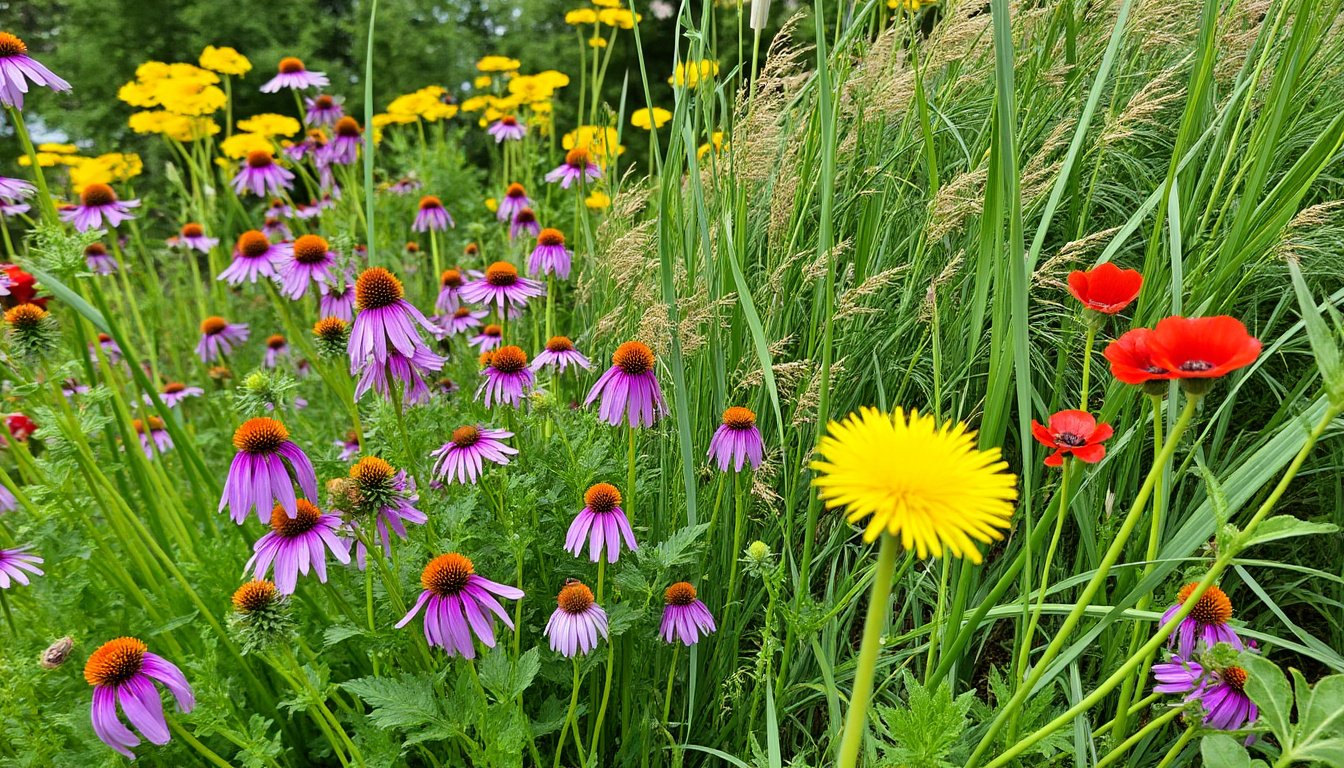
[322,624,366,647]
[1240,516,1339,549]
[342,673,453,735]
[478,646,540,702]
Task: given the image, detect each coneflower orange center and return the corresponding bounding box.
[200,315,228,335]
[453,307,472,319]
[85,242,108,257]
[270,499,321,536]
[334,116,361,137]
[664,582,697,606]
[1177,583,1233,626]
[355,267,404,310]
[350,456,394,488]
[537,228,565,247]
[584,483,622,514]
[490,345,528,373]
[505,182,526,198]
[464,243,479,255]
[278,57,306,74]
[1222,666,1248,691]
[315,95,335,109]
[84,637,147,687]
[421,553,475,595]
[180,222,204,238]
[233,417,289,453]
[314,317,347,338]
[451,425,481,447]
[5,304,46,328]
[80,183,116,207]
[482,324,502,338]
[723,406,756,430]
[441,269,462,287]
[485,262,518,286]
[164,382,186,394]
[293,234,330,264]
[514,208,537,224]
[418,195,443,211]
[565,147,593,167]
[132,416,165,433]
[246,150,275,169]
[558,581,595,613]
[266,334,286,349]
[546,336,575,353]
[501,116,518,127]
[232,580,279,613]
[237,230,271,258]
[613,341,655,375]
[405,241,419,252]
[0,32,28,57]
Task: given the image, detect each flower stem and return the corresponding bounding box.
[837,535,899,768]
[587,635,618,766]
[1095,705,1182,768]
[168,719,234,768]
[554,659,584,768]
[1079,321,1098,411]
[662,643,680,728]
[1153,724,1197,768]
[1015,458,1073,687]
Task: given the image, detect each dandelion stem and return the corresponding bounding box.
[836,535,899,768]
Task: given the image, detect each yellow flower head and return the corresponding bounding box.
[220,132,275,159]
[697,130,727,158]
[118,80,159,108]
[811,407,1018,562]
[373,112,416,128]
[585,190,611,210]
[536,70,571,89]
[237,113,301,137]
[887,0,925,10]
[127,111,217,141]
[484,198,499,212]
[588,35,608,48]
[669,59,720,87]
[153,78,226,116]
[591,0,621,7]
[37,143,78,155]
[200,45,252,76]
[563,125,624,159]
[460,95,493,113]
[474,75,493,89]
[477,55,521,73]
[631,107,672,130]
[508,75,555,104]
[17,153,63,168]
[67,153,143,193]
[598,8,641,28]
[565,8,599,24]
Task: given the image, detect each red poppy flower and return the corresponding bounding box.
[1147,316,1261,379]
[4,413,38,442]
[1105,328,1174,385]
[1067,263,1142,314]
[1,264,46,309]
[1031,410,1112,467]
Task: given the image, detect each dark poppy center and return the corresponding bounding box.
[1179,360,1213,372]
[1055,432,1086,447]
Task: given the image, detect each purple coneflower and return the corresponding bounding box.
[388,177,422,195]
[276,234,335,299]
[396,553,524,658]
[232,150,295,198]
[262,216,292,241]
[509,207,541,240]
[660,582,717,645]
[62,378,89,399]
[435,378,460,396]
[470,323,503,352]
[430,425,517,485]
[347,266,441,373]
[84,638,194,759]
[461,262,544,313]
[347,457,427,564]
[0,485,15,512]
[585,341,667,428]
[0,176,35,202]
[442,307,487,337]
[0,32,70,110]
[171,222,218,253]
[133,417,172,458]
[156,382,204,407]
[0,200,28,217]
[219,230,288,285]
[565,483,638,563]
[334,431,359,461]
[528,228,571,279]
[477,345,534,407]
[264,334,289,368]
[546,580,608,657]
[320,275,355,322]
[545,146,602,189]
[1152,655,1258,732]
[531,336,591,374]
[354,347,443,405]
[218,417,319,524]
[0,545,42,588]
[245,500,351,594]
[304,93,344,126]
[435,269,468,313]
[708,406,765,472]
[60,183,140,232]
[1161,583,1243,659]
[84,243,118,275]
[413,195,454,232]
[196,316,249,362]
[95,332,122,364]
[321,117,362,166]
[261,56,329,93]
[266,198,294,220]
[488,115,527,143]
[497,182,530,223]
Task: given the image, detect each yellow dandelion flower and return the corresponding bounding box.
[200,45,252,76]
[474,75,493,89]
[697,131,728,158]
[631,107,672,130]
[811,407,1018,562]
[485,198,499,212]
[477,55,521,73]
[565,8,599,24]
[219,132,274,159]
[585,190,611,210]
[669,59,720,87]
[237,113,301,137]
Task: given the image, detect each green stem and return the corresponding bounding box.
[1095,705,1182,768]
[836,535,899,768]
[662,643,680,728]
[554,659,584,768]
[1153,725,1197,768]
[1079,321,1098,411]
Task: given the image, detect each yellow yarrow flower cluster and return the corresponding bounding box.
[565,8,598,24]
[598,8,641,27]
[585,190,611,210]
[199,45,252,76]
[219,132,275,160]
[631,107,672,130]
[887,0,927,11]
[18,144,80,168]
[669,59,720,87]
[122,59,226,140]
[697,131,728,159]
[127,111,220,142]
[476,55,521,73]
[562,125,625,160]
[68,153,143,193]
[380,85,459,127]
[237,114,301,137]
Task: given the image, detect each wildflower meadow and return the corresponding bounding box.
[3,0,1344,765]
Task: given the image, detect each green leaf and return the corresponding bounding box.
[342,673,451,733]
[875,671,978,767]
[478,647,540,702]
[1241,653,1293,746]
[1240,516,1339,549]
[1200,734,1251,768]
[1194,457,1233,527]
[322,624,367,647]
[1290,669,1344,762]
[1287,255,1344,406]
